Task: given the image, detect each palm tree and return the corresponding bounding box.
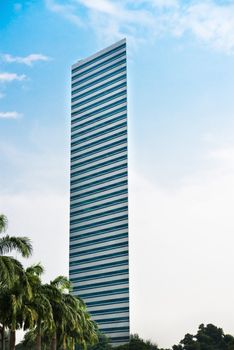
[14,275,98,350]
[0,281,23,350]
[61,293,98,350]
[43,277,98,350]
[0,214,32,286]
[23,264,54,350]
[0,214,33,350]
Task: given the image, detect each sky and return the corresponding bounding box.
[1,0,234,347]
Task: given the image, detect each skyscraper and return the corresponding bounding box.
[69,39,129,346]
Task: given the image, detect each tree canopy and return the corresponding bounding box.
[0,214,98,350]
[89,325,234,350]
[173,324,234,350]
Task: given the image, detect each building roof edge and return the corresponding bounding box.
[72,38,126,70]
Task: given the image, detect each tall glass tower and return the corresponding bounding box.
[69,39,129,346]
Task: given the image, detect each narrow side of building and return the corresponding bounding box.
[69,39,129,347]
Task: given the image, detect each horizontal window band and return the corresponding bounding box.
[70,250,128,266]
[70,232,128,250]
[72,60,126,89]
[77,288,129,300]
[70,248,128,265]
[70,174,127,199]
[71,196,127,216]
[71,121,126,150]
[71,91,126,116]
[111,339,130,343]
[98,325,131,333]
[70,188,128,210]
[71,153,127,176]
[71,140,127,164]
[71,115,127,140]
[71,153,127,175]
[71,108,126,133]
[100,326,130,333]
[71,95,127,119]
[72,75,126,103]
[73,279,129,292]
[70,234,129,251]
[70,197,128,218]
[70,237,128,257]
[72,68,126,97]
[72,82,126,109]
[70,268,129,283]
[70,164,127,188]
[89,306,129,315]
[71,205,128,226]
[71,180,127,201]
[72,145,127,168]
[71,147,127,170]
[71,177,127,199]
[71,121,127,148]
[70,205,128,225]
[70,260,129,275]
[109,336,129,342]
[96,317,129,324]
[70,223,128,245]
[70,245,128,260]
[72,51,126,80]
[71,131,127,156]
[72,43,126,74]
[70,223,128,242]
[70,214,128,233]
[71,155,127,178]
[71,182,127,203]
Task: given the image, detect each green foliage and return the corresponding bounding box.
[0,214,98,350]
[14,276,98,350]
[173,324,234,350]
[115,334,159,350]
[92,327,234,350]
[76,332,113,350]
[0,214,32,287]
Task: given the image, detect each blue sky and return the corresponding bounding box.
[1,0,234,347]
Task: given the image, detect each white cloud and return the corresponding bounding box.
[0,72,26,83]
[45,0,234,53]
[0,111,22,119]
[45,0,83,27]
[77,0,118,15]
[143,0,179,8]
[3,53,51,66]
[208,147,234,163]
[173,2,234,53]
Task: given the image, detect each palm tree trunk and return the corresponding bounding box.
[35,333,42,350]
[50,332,57,350]
[62,334,66,350]
[0,326,3,350]
[35,322,42,350]
[1,324,5,350]
[71,338,75,350]
[9,329,16,350]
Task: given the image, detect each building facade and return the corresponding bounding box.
[69,39,129,346]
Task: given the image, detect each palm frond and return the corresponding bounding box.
[0,256,23,286]
[26,263,44,276]
[50,275,72,292]
[0,235,33,257]
[0,214,8,233]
